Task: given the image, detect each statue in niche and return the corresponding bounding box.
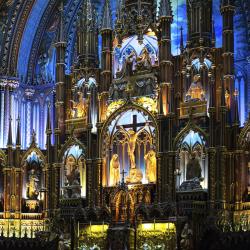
[26,169,39,200]
[70,92,87,118]
[66,163,80,186]
[64,160,81,198]
[186,75,205,101]
[136,47,152,71]
[186,152,202,181]
[144,150,157,183]
[118,124,148,183]
[110,154,121,186]
[125,50,136,77]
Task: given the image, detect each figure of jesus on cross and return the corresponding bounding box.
[118,115,149,170]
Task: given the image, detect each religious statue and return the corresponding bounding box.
[144,150,157,183]
[65,163,80,186]
[136,47,152,71]
[186,153,202,181]
[118,124,148,183]
[186,75,205,101]
[180,223,193,250]
[110,154,121,186]
[26,169,39,200]
[70,92,87,118]
[125,50,136,77]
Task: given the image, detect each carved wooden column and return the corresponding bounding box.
[208,147,216,209]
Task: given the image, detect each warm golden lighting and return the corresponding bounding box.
[106,100,125,118]
[87,224,109,233]
[136,97,157,113]
[139,222,176,232]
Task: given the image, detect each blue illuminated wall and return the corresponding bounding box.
[18,0,50,80]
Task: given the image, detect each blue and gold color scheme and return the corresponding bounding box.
[0,0,249,249]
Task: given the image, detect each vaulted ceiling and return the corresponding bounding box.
[0,0,249,86]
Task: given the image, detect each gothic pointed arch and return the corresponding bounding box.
[21,137,46,167]
[173,117,208,150]
[58,133,86,162]
[100,100,159,149]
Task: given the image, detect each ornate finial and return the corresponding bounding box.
[31,130,37,144]
[46,103,52,133]
[180,26,184,53]
[69,125,75,137]
[212,19,216,45]
[7,115,12,147]
[221,78,226,107]
[101,0,112,31]
[16,115,21,146]
[233,89,239,125]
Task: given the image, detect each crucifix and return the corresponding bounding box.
[120,169,127,185]
[117,115,148,169]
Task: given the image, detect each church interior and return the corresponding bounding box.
[0,0,250,249]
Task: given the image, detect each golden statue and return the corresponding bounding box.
[110,154,121,186]
[144,150,157,183]
[70,92,87,118]
[186,75,205,101]
[26,169,39,199]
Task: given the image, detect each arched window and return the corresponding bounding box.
[113,34,159,78]
[176,130,208,190]
[22,151,44,213]
[102,109,156,187]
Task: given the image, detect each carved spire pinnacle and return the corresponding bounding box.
[212,19,216,46]
[221,79,226,107]
[31,130,37,145]
[7,116,12,147]
[80,0,97,30]
[57,1,65,43]
[159,0,172,18]
[46,103,52,133]
[233,90,240,125]
[101,0,112,30]
[209,76,215,108]
[116,0,124,20]
[16,116,21,147]
[180,26,184,53]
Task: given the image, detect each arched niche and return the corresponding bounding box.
[113,33,159,78]
[175,130,208,190]
[70,77,97,133]
[60,145,86,199]
[22,151,45,213]
[101,107,158,187]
